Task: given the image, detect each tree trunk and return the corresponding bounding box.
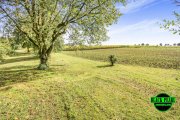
[27,46,30,53]
[36,41,55,70]
[37,53,48,70]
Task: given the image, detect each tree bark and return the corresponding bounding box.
[27,46,30,53]
[37,47,49,70]
[111,62,114,66]
[37,54,48,70]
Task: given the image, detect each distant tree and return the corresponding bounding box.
[165,44,170,46]
[173,43,177,46]
[0,37,11,61]
[177,43,180,46]
[14,29,33,52]
[2,18,32,53]
[146,43,149,46]
[141,43,145,46]
[0,0,126,70]
[159,43,163,46]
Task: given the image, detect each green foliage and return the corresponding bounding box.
[64,47,180,69]
[108,55,117,66]
[161,11,180,35]
[0,38,11,61]
[53,37,64,52]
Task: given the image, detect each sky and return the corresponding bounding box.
[103,0,180,45]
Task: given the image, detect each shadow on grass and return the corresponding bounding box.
[0,86,12,91]
[0,56,38,65]
[1,65,35,71]
[0,65,57,88]
[50,64,65,67]
[96,65,112,68]
[10,52,32,57]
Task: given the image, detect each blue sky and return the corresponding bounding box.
[103,0,180,45]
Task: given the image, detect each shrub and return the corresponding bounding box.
[108,55,117,66]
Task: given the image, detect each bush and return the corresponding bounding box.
[108,55,117,66]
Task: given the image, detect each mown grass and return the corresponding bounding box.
[63,47,180,69]
[0,53,179,119]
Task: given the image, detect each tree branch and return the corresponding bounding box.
[174,0,180,6]
[0,5,39,48]
[68,2,86,22]
[69,1,106,23]
[46,29,66,57]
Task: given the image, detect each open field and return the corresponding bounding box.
[63,45,140,51]
[63,47,180,69]
[0,53,179,119]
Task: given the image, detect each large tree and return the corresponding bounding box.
[0,0,125,70]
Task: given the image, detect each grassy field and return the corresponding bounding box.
[63,45,139,51]
[0,52,179,119]
[63,47,180,69]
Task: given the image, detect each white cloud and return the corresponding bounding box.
[109,19,162,35]
[105,19,180,45]
[118,0,158,14]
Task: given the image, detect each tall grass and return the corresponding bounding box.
[63,45,141,51]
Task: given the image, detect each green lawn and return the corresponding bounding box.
[0,53,179,119]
